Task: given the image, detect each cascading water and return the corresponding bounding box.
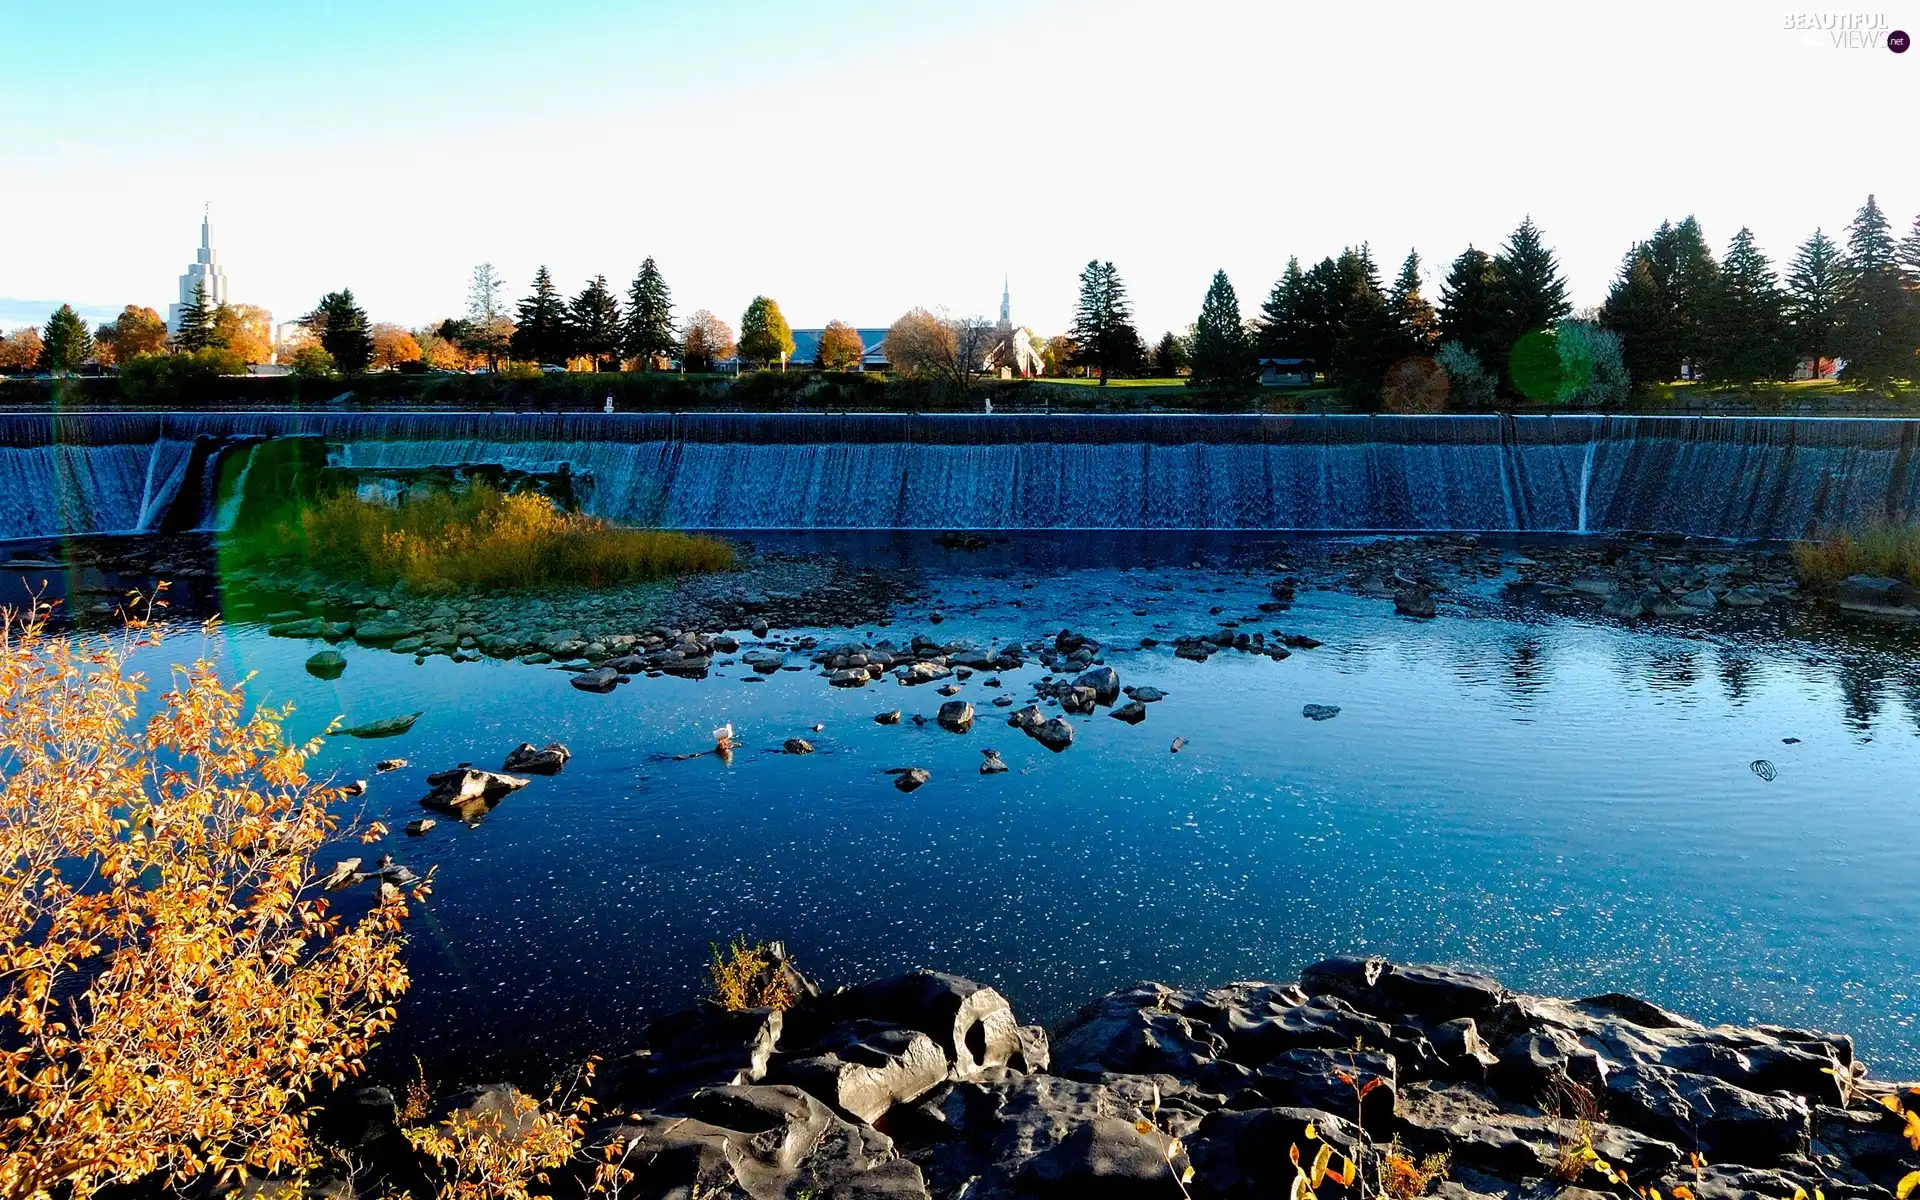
[2,411,1916,540]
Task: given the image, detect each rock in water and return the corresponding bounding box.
[1678,587,1718,609]
[1836,574,1920,618]
[502,741,571,774]
[874,710,902,725]
[331,712,423,739]
[892,767,930,793]
[1109,700,1147,724]
[1031,717,1075,752]
[1394,587,1438,618]
[305,650,347,679]
[374,758,408,773]
[783,738,815,755]
[420,767,531,817]
[1302,704,1340,721]
[937,701,975,732]
[269,617,327,639]
[405,818,436,836]
[1007,704,1046,731]
[1601,591,1648,619]
[1123,685,1167,702]
[1570,574,1620,597]
[1170,736,1187,753]
[1722,586,1768,608]
[980,750,1008,775]
[339,779,367,796]
[1072,666,1121,704]
[570,667,622,693]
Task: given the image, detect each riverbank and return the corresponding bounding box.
[320,953,1920,1200]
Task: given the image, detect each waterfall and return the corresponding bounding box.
[1576,441,1596,535]
[3,411,1917,540]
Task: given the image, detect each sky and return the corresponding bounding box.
[2,0,1915,339]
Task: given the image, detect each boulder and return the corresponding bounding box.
[875,710,903,725]
[1124,686,1168,702]
[1722,586,1769,608]
[1836,574,1920,618]
[769,1022,950,1124]
[268,617,327,639]
[304,650,347,679]
[936,701,975,733]
[1301,704,1340,721]
[1678,587,1718,609]
[784,738,816,755]
[404,818,435,836]
[1394,587,1438,618]
[1031,717,1075,752]
[352,619,419,646]
[502,741,571,774]
[330,712,423,739]
[420,767,531,817]
[1072,666,1121,705]
[823,971,1026,1081]
[1570,575,1620,597]
[570,667,622,693]
[1110,701,1148,724]
[1601,591,1648,619]
[1007,704,1046,731]
[893,768,930,793]
[980,750,1009,775]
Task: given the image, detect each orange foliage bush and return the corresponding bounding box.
[0,601,416,1199]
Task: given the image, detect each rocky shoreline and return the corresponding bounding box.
[323,955,1920,1200]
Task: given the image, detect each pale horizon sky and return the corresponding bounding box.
[3,0,1914,340]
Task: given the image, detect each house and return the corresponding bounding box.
[1258,357,1316,387]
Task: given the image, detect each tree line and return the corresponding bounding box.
[1067,194,1920,404]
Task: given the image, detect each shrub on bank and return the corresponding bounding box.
[289,483,734,592]
[0,602,413,1196]
[1792,520,1920,588]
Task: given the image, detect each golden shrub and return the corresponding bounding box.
[403,1062,595,1200]
[0,603,415,1199]
[708,936,797,1013]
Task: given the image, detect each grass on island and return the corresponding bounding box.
[1792,520,1920,589]
[292,482,733,593]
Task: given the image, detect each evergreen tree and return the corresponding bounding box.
[1189,270,1257,387]
[569,275,623,370]
[1836,193,1919,389]
[1784,229,1844,378]
[624,257,677,367]
[1899,212,1920,290]
[38,305,94,373]
[1491,217,1572,379]
[1151,331,1189,376]
[512,266,572,364]
[1388,250,1439,355]
[738,296,796,367]
[1296,257,1341,371]
[1256,257,1310,358]
[311,290,372,373]
[1326,245,1397,405]
[1436,247,1502,364]
[463,263,512,372]
[1600,217,1718,385]
[1068,260,1141,384]
[173,282,214,352]
[1701,228,1794,386]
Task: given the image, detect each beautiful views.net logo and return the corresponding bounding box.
[1782,11,1910,49]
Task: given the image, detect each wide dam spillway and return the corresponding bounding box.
[1,411,1916,540]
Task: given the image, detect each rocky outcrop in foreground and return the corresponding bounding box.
[339,956,1920,1200]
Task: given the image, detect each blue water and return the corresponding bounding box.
[34,538,1920,1086]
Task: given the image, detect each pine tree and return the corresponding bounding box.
[1189,270,1256,388]
[512,266,572,364]
[569,275,623,371]
[312,290,372,373]
[38,305,94,373]
[1492,217,1572,378]
[1599,218,1717,385]
[1068,261,1141,384]
[1256,257,1309,358]
[624,257,677,368]
[738,296,796,367]
[1784,229,1844,378]
[1151,331,1189,376]
[1388,250,1439,355]
[1899,212,1920,290]
[1701,228,1794,386]
[1836,194,1919,389]
[1436,247,1501,364]
[1296,257,1341,372]
[463,263,512,372]
[1327,245,1397,405]
[174,282,214,352]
